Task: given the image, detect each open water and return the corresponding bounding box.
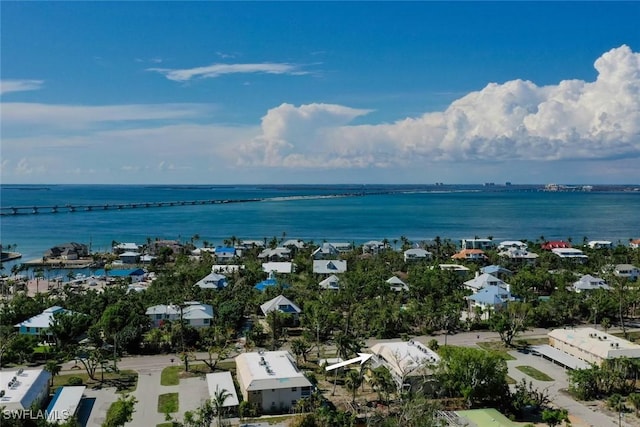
[1,184,639,266]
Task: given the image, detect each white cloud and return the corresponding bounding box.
[0,79,44,95]
[148,62,308,82]
[238,45,640,169]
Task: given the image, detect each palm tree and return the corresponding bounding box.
[211,386,232,426]
[345,369,363,404]
[45,360,61,387]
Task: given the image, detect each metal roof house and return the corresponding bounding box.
[0,368,51,411]
[312,260,347,274]
[260,295,302,318]
[15,306,74,336]
[235,351,312,412]
[146,302,214,328]
[194,272,228,289]
[369,340,440,391]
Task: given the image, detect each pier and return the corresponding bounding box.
[0,198,262,216]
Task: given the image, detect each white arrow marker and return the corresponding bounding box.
[325,353,373,371]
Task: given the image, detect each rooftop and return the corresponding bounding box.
[235,351,312,391]
[549,327,640,360]
[0,369,51,410]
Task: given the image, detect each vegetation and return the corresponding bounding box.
[515,365,554,381]
[161,365,181,386]
[103,394,137,427]
[158,393,179,414]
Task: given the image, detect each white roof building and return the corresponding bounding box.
[235,351,312,412]
[260,295,301,316]
[572,274,610,293]
[262,262,295,274]
[46,386,86,424]
[258,247,292,260]
[194,272,228,289]
[15,306,74,335]
[438,264,471,274]
[146,302,214,328]
[369,340,440,390]
[319,274,340,290]
[206,372,240,408]
[551,247,588,261]
[0,369,51,411]
[386,276,409,292]
[498,241,528,250]
[463,273,509,293]
[403,248,432,262]
[313,260,347,274]
[588,240,613,249]
[549,327,640,366]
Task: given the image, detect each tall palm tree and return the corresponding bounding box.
[211,386,232,426]
[345,369,363,404]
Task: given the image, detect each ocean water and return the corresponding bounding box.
[1,184,639,266]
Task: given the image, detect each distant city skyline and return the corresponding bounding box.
[1,2,639,184]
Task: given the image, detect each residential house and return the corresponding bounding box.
[118,251,140,264]
[438,264,471,275]
[541,241,572,250]
[613,264,640,281]
[551,247,588,262]
[386,276,409,292]
[461,238,495,250]
[497,241,528,251]
[235,351,312,412]
[255,272,289,292]
[105,268,146,283]
[403,248,432,263]
[258,247,292,261]
[572,274,610,293]
[451,249,488,262]
[44,242,88,260]
[328,242,354,253]
[499,247,539,264]
[146,302,213,328]
[241,240,265,249]
[282,239,305,250]
[630,239,640,249]
[588,240,613,249]
[112,242,141,254]
[194,272,228,290]
[362,240,388,255]
[369,340,440,391]
[15,306,74,336]
[466,285,515,319]
[464,273,509,293]
[313,260,348,274]
[260,295,302,322]
[548,328,640,366]
[319,274,340,290]
[214,246,237,263]
[312,243,339,260]
[262,262,295,274]
[480,265,513,278]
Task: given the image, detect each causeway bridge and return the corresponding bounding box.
[0,198,263,216]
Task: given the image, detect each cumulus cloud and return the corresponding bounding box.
[240,45,640,168]
[0,79,44,95]
[148,62,308,82]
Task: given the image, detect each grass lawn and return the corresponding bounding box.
[161,366,181,386]
[53,370,138,393]
[515,337,549,346]
[516,365,554,381]
[158,393,179,414]
[244,415,297,425]
[476,341,517,361]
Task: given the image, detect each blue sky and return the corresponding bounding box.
[1,2,639,184]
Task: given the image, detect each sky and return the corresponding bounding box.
[1,1,639,185]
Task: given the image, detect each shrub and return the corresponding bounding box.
[67,376,83,386]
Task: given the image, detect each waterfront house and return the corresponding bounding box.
[362,240,388,255]
[497,241,528,251]
[319,274,340,290]
[112,242,141,253]
[588,240,613,249]
[572,274,610,293]
[461,238,495,250]
[44,242,88,260]
[313,260,347,274]
[146,301,213,328]
[105,268,146,283]
[329,242,354,253]
[541,241,571,250]
[630,239,640,249]
[235,351,312,413]
[15,306,78,337]
[118,251,140,264]
[282,239,305,250]
[403,248,432,262]
[194,272,228,289]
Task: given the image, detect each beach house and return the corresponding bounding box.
[369,340,440,391]
[146,301,214,328]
